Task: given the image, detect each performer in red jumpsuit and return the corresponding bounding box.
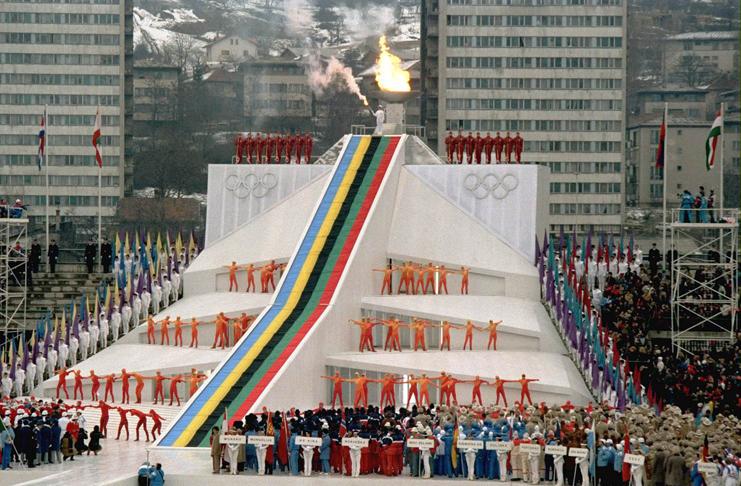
[474,132,484,164]
[129,408,149,441]
[245,133,254,163]
[349,373,370,408]
[73,369,84,400]
[493,131,504,163]
[257,133,267,163]
[377,374,401,408]
[234,134,243,164]
[465,131,475,164]
[485,319,502,350]
[483,132,494,164]
[464,376,489,405]
[423,262,436,294]
[444,131,455,163]
[189,318,199,347]
[503,131,514,163]
[93,400,114,437]
[380,318,405,352]
[152,371,168,405]
[350,318,377,352]
[417,374,437,407]
[169,374,185,406]
[304,133,313,164]
[436,320,456,351]
[286,133,296,164]
[56,368,70,399]
[513,131,524,163]
[490,376,511,407]
[459,266,470,294]
[462,320,480,350]
[517,373,539,405]
[296,131,305,164]
[411,318,432,352]
[89,370,101,401]
[266,133,275,163]
[120,368,131,404]
[275,132,285,163]
[115,407,129,440]
[454,130,464,164]
[372,265,396,295]
[405,374,419,408]
[189,368,206,396]
[146,317,156,344]
[174,316,183,347]
[132,373,147,404]
[321,372,345,409]
[104,373,116,402]
[149,410,165,440]
[160,315,170,345]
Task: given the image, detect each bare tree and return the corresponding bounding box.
[161,33,200,76]
[672,54,717,87]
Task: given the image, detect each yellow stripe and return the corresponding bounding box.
[173,136,371,446]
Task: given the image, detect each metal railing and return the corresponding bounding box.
[671,208,738,225]
[350,125,426,137]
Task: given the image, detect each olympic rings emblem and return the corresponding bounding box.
[224,172,278,199]
[463,173,519,200]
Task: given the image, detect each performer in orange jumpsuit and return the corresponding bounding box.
[169,374,185,406]
[104,373,116,402]
[483,131,494,163]
[146,316,156,344]
[372,265,396,295]
[423,262,437,294]
[405,374,419,408]
[444,375,461,406]
[173,316,183,347]
[417,374,437,407]
[129,408,149,441]
[261,260,277,293]
[149,409,165,440]
[120,368,131,404]
[212,312,228,349]
[474,132,484,164]
[238,313,253,341]
[414,265,426,295]
[56,367,70,399]
[226,261,239,292]
[377,374,401,408]
[517,373,539,405]
[395,261,413,294]
[380,318,406,352]
[232,316,243,343]
[465,131,475,164]
[485,319,502,350]
[349,318,378,352]
[513,131,524,163]
[160,315,170,345]
[464,376,489,405]
[189,318,199,347]
[436,372,450,405]
[349,373,370,408]
[89,370,101,401]
[321,371,345,408]
[444,131,455,163]
[462,320,481,350]
[245,263,256,292]
[151,371,169,405]
[73,369,84,400]
[115,407,129,440]
[459,266,470,294]
[503,131,513,163]
[189,368,206,396]
[132,373,147,404]
[493,131,504,163]
[437,265,451,294]
[304,133,313,163]
[490,376,512,407]
[435,320,458,351]
[411,318,432,352]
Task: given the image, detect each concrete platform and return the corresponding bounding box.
[326,350,592,405]
[360,295,564,351]
[150,291,272,322]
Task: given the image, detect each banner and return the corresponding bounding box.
[220,435,246,445]
[457,439,484,450]
[342,437,369,448]
[295,437,322,447]
[545,445,567,456]
[406,438,435,449]
[487,441,513,451]
[568,447,589,458]
[520,443,542,454]
[623,454,645,466]
[247,436,275,446]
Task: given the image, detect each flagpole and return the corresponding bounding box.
[719,102,725,210]
[96,106,102,272]
[44,104,50,265]
[661,102,668,270]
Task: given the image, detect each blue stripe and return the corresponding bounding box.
[159,136,362,446]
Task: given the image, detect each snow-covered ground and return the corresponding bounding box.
[134,6,207,52]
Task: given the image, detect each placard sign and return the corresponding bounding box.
[407,438,435,449]
[247,436,275,446]
[342,437,369,448]
[295,437,322,447]
[487,441,513,452]
[545,445,567,456]
[457,439,484,450]
[519,443,542,454]
[568,447,589,458]
[623,454,645,466]
[220,435,246,445]
[697,462,718,474]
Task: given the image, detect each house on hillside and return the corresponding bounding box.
[205,35,258,64]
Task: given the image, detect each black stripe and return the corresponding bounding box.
[189,137,382,446]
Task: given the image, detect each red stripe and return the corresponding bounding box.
[708,136,719,166]
[231,137,400,419]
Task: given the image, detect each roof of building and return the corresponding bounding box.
[204,35,258,48]
[666,31,738,41]
[628,112,740,129]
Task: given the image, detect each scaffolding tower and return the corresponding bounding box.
[670,208,738,356]
[0,215,28,335]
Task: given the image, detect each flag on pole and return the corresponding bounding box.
[655,110,666,169]
[38,107,47,171]
[705,112,722,170]
[92,106,102,168]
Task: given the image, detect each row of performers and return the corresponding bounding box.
[233,132,314,164]
[444,131,524,165]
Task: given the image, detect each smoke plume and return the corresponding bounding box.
[307,55,368,105]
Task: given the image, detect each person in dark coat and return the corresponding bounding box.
[100,237,113,273]
[75,427,88,454]
[84,239,96,274]
[29,239,41,274]
[37,419,52,464]
[26,424,38,467]
[61,431,75,461]
[48,240,59,274]
[50,419,62,464]
[87,425,102,455]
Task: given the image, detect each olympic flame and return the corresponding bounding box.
[375,35,411,93]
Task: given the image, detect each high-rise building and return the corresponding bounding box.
[0,0,133,232]
[421,0,627,235]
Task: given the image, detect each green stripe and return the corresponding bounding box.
[194,138,390,446]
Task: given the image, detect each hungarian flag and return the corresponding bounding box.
[655,111,666,169]
[705,112,722,170]
[92,106,102,168]
[38,108,46,171]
